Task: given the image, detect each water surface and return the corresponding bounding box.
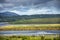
[0,30,60,36]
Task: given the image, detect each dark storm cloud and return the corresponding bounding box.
[56,0,60,9]
[0,0,59,7]
[0,7,4,10]
[4,0,53,6]
[0,0,6,3]
[32,0,52,5]
[0,0,53,8]
[0,0,60,12]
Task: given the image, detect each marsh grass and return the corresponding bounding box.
[0,24,60,31]
[0,34,60,40]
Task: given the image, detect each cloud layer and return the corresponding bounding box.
[0,0,60,15]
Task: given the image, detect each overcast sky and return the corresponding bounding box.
[0,0,60,15]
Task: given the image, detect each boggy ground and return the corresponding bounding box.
[0,34,60,40]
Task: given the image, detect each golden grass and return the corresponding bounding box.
[0,24,60,31]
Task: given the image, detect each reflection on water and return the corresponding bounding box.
[0,30,60,36]
[0,22,9,26]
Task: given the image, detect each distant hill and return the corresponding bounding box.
[18,14,60,19]
[0,12,60,24]
[0,12,20,22]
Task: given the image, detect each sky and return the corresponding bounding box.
[0,0,60,15]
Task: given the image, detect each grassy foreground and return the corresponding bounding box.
[0,34,60,40]
[0,24,60,31]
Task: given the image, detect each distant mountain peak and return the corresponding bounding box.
[0,12,19,16]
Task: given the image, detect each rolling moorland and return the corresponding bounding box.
[0,12,60,24]
[0,12,60,40]
[10,18,60,24]
[0,12,60,30]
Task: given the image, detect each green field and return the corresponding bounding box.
[0,34,60,40]
[10,18,60,24]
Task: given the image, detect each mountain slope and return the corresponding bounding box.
[0,12,19,17]
[0,12,20,22]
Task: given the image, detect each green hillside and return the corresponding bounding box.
[10,18,60,24]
